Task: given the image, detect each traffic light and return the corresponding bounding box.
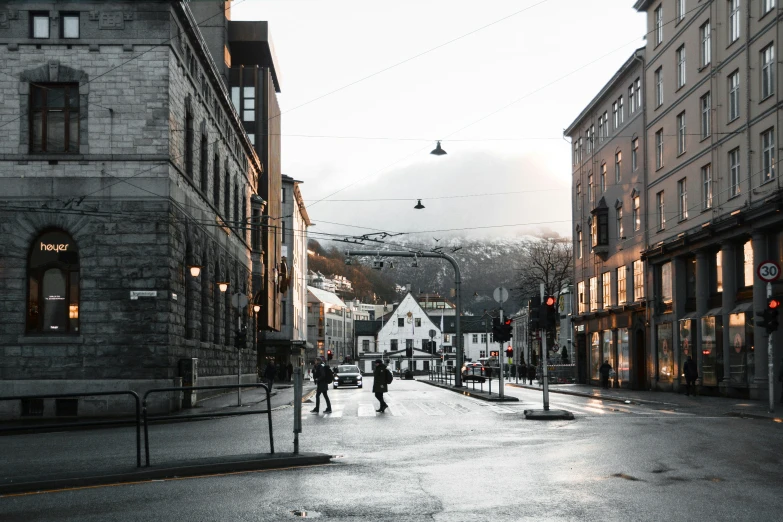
[541,295,558,330]
[406,346,413,358]
[490,350,500,357]
[492,316,503,343]
[529,296,541,330]
[505,346,513,358]
[234,328,247,348]
[756,297,781,334]
[499,318,513,343]
[327,350,333,361]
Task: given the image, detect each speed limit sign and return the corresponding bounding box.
[757,260,781,282]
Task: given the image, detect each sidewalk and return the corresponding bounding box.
[507,381,783,421]
[0,381,322,496]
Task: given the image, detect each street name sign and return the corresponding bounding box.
[130,290,157,300]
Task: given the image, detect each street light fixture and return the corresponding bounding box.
[218,281,229,292]
[253,304,261,313]
[188,265,202,277]
[414,199,425,210]
[430,141,447,156]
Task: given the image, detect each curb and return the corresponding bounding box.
[418,379,519,402]
[723,411,783,422]
[0,453,332,496]
[523,409,575,420]
[506,383,677,406]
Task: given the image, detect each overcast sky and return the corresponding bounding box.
[231,0,646,242]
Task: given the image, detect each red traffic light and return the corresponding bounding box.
[769,298,781,309]
[544,295,556,307]
[504,319,512,326]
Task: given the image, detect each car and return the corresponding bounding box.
[333,365,363,389]
[461,362,485,377]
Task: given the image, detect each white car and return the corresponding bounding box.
[333,365,363,389]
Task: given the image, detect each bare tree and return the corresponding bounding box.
[514,238,573,302]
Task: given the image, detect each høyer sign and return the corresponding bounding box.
[41,242,69,252]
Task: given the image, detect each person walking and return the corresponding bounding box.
[599,360,613,389]
[519,360,527,384]
[527,362,536,385]
[310,357,332,414]
[264,360,276,391]
[683,355,699,396]
[372,359,389,413]
[286,362,294,382]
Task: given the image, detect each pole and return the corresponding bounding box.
[540,283,549,411]
[237,348,242,406]
[293,367,302,455]
[499,309,505,398]
[768,282,775,413]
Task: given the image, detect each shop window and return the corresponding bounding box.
[678,319,694,385]
[602,331,612,369]
[30,83,80,153]
[728,313,754,386]
[27,230,80,334]
[700,316,722,386]
[591,332,600,380]
[742,240,753,287]
[617,328,629,384]
[657,322,673,381]
[660,262,673,304]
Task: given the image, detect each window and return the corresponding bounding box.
[743,240,753,287]
[588,173,594,207]
[633,260,644,300]
[629,82,636,114]
[589,277,598,311]
[676,45,686,88]
[578,281,586,314]
[729,0,740,43]
[618,96,624,125]
[602,112,608,139]
[632,138,639,171]
[701,164,713,209]
[700,21,711,67]
[415,318,421,327]
[728,71,740,121]
[657,191,666,230]
[212,154,220,207]
[600,163,606,193]
[27,230,80,333]
[655,67,663,107]
[578,137,583,160]
[590,217,597,248]
[761,44,774,99]
[224,168,230,217]
[30,84,80,153]
[598,114,604,143]
[633,194,641,231]
[62,13,79,39]
[398,318,404,327]
[676,0,686,22]
[655,5,663,45]
[31,12,49,38]
[635,78,642,110]
[678,178,688,220]
[700,92,711,139]
[281,187,286,203]
[761,128,775,183]
[617,205,624,239]
[677,112,686,155]
[655,129,664,169]
[661,262,673,303]
[602,272,611,309]
[480,333,487,344]
[615,151,622,183]
[233,182,239,227]
[586,127,593,153]
[362,339,370,351]
[242,86,255,122]
[472,334,478,344]
[574,142,579,165]
[577,229,583,259]
[729,148,741,197]
[390,339,398,351]
[716,251,723,292]
[281,301,287,325]
[617,267,627,305]
[199,135,209,192]
[184,109,194,177]
[613,101,619,129]
[576,183,582,212]
[763,0,776,15]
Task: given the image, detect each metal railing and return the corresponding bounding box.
[0,390,142,468]
[143,383,273,467]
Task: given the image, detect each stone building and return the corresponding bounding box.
[566,49,649,390]
[631,0,783,399]
[0,1,273,417]
[264,175,310,369]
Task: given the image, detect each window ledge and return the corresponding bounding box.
[17,335,84,345]
[675,84,686,93]
[760,177,776,187]
[699,134,711,143]
[701,206,713,214]
[697,64,711,73]
[676,150,687,158]
[759,9,774,22]
[759,93,774,104]
[728,116,740,125]
[727,39,739,50]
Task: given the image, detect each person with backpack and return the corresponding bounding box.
[310,357,332,414]
[372,359,391,413]
[264,361,276,391]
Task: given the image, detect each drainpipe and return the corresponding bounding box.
[745,0,753,204]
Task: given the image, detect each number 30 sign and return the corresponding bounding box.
[757,260,781,283]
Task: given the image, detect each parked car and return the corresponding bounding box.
[333,365,363,389]
[461,362,485,377]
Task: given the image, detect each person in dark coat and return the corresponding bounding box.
[527,363,536,385]
[599,360,613,389]
[683,355,699,396]
[561,346,569,364]
[286,362,294,382]
[310,357,332,414]
[519,361,527,383]
[264,361,276,391]
[372,359,389,413]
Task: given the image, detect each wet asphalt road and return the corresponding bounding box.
[3,378,783,521]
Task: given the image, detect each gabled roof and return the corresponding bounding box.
[354,320,382,336]
[307,286,345,307]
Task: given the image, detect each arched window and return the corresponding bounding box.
[27,230,79,333]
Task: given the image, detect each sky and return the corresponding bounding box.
[231,0,647,242]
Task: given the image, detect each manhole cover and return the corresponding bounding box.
[291,510,322,518]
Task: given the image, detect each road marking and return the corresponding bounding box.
[440,402,475,414]
[357,403,377,417]
[486,405,516,414]
[415,402,445,416]
[387,403,409,416]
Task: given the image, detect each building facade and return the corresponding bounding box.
[566,48,649,390]
[0,1,269,416]
[633,0,783,399]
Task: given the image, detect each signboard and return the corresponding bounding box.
[757,260,781,283]
[493,287,509,304]
[130,290,157,300]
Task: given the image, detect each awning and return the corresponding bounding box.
[730,302,754,314]
[706,307,723,316]
[679,311,699,320]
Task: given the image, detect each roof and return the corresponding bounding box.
[307,286,345,307]
[564,48,645,136]
[633,0,653,11]
[439,317,492,334]
[354,320,382,336]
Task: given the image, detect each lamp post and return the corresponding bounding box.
[344,249,464,387]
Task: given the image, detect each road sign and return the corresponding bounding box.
[757,260,781,283]
[493,287,509,304]
[429,329,436,339]
[231,293,249,309]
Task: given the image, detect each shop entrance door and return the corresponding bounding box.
[634,329,646,390]
[576,333,587,384]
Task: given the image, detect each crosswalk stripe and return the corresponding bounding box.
[486,405,516,414]
[440,402,475,414]
[387,403,409,416]
[415,402,446,416]
[357,403,377,417]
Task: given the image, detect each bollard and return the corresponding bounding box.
[293,367,302,455]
